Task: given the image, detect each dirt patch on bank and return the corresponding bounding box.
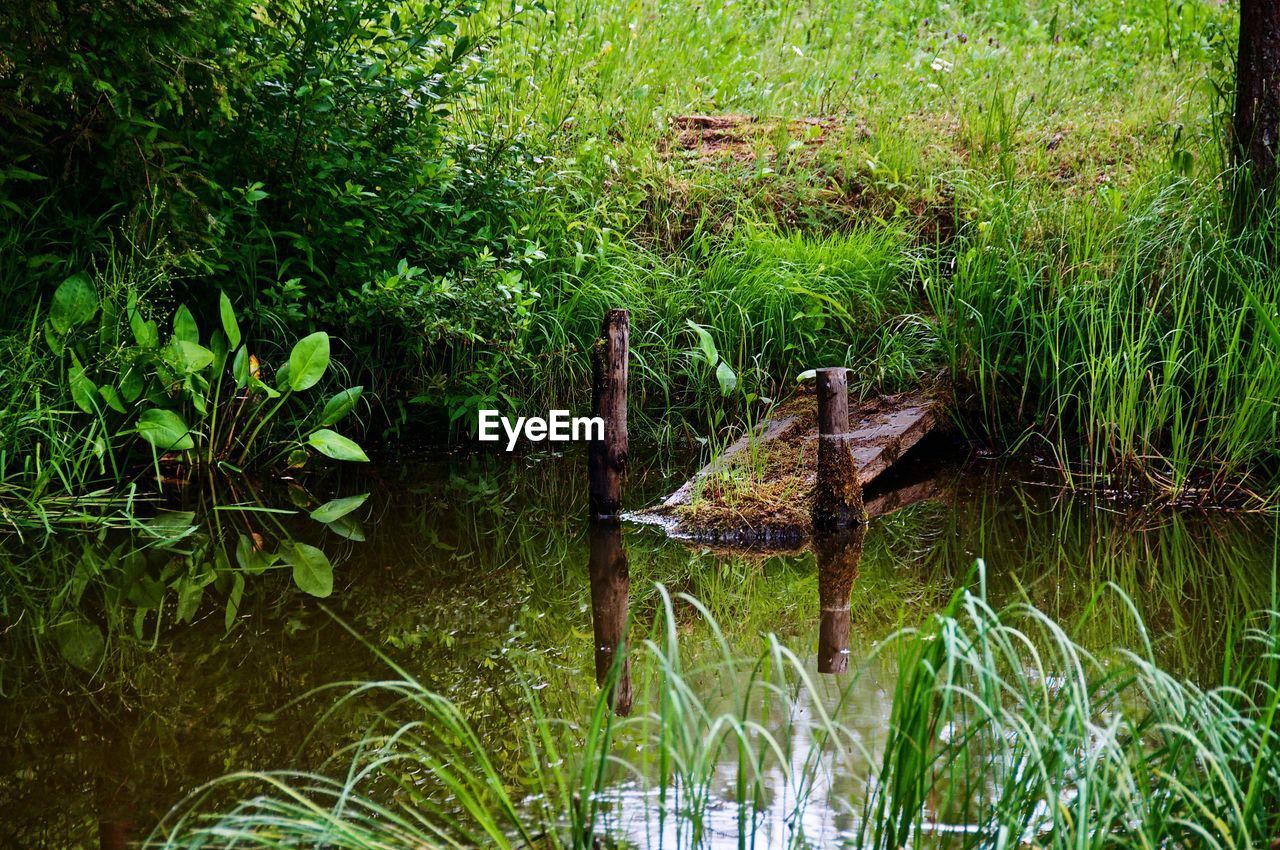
[646,113,955,249]
[664,114,846,164]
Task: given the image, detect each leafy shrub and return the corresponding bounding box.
[43,272,369,474]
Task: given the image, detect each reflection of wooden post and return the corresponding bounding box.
[815,525,865,674]
[813,367,864,531]
[589,310,629,520]
[588,519,632,716]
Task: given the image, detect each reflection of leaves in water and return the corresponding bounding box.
[53,618,103,672]
[310,493,369,524]
[3,482,367,680]
[282,542,334,598]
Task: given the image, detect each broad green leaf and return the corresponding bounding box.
[175,576,204,623]
[130,308,159,348]
[225,573,245,631]
[136,408,195,451]
[163,339,215,374]
[288,331,330,391]
[308,428,369,462]
[310,492,369,524]
[795,369,817,382]
[326,515,366,542]
[44,322,64,354]
[685,319,718,366]
[143,510,197,541]
[219,291,241,349]
[716,360,738,395]
[275,362,292,391]
[282,542,333,597]
[232,346,250,388]
[235,533,277,576]
[120,368,144,402]
[250,375,281,400]
[174,305,198,343]
[55,618,104,672]
[319,386,362,425]
[98,384,126,414]
[50,273,98,333]
[68,365,97,413]
[210,330,229,371]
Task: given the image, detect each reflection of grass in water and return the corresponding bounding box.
[155,573,1280,850]
[924,477,1280,676]
[9,454,1280,846]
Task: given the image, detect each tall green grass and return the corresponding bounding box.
[153,570,1280,849]
[931,176,1280,502]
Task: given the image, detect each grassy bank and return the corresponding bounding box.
[3,0,1278,508]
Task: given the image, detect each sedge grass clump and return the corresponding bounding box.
[931,175,1280,503]
[153,572,1280,850]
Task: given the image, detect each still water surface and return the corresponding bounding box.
[0,445,1274,848]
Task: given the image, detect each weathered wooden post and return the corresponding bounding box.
[588,519,632,716]
[812,367,864,530]
[589,309,629,520]
[814,525,865,674]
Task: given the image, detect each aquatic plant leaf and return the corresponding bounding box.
[175,576,204,623]
[210,329,229,371]
[130,309,159,349]
[232,346,250,388]
[225,573,245,632]
[163,339,215,374]
[49,273,98,333]
[235,533,276,575]
[98,384,126,414]
[325,515,366,542]
[119,367,144,402]
[55,618,104,672]
[716,360,737,395]
[310,493,369,524]
[174,304,199,343]
[288,331,330,391]
[44,321,64,354]
[319,386,363,425]
[143,510,198,542]
[685,319,718,365]
[282,542,333,597]
[68,364,97,413]
[275,362,292,391]
[219,291,242,349]
[308,428,369,461]
[137,408,195,451]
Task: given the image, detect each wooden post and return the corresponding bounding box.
[813,367,864,530]
[589,310,629,520]
[815,526,865,675]
[588,519,632,716]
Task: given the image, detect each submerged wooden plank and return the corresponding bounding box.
[660,410,806,509]
[630,388,949,546]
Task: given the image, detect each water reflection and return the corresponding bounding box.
[588,519,632,715]
[814,525,866,675]
[1,450,1278,849]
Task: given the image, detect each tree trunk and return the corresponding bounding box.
[1234,0,1280,215]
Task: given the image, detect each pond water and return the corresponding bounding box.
[0,444,1275,848]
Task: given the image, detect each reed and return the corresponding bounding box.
[152,570,1280,849]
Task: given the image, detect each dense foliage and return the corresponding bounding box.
[2,0,1279,506]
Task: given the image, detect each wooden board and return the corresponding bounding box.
[630,388,949,546]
